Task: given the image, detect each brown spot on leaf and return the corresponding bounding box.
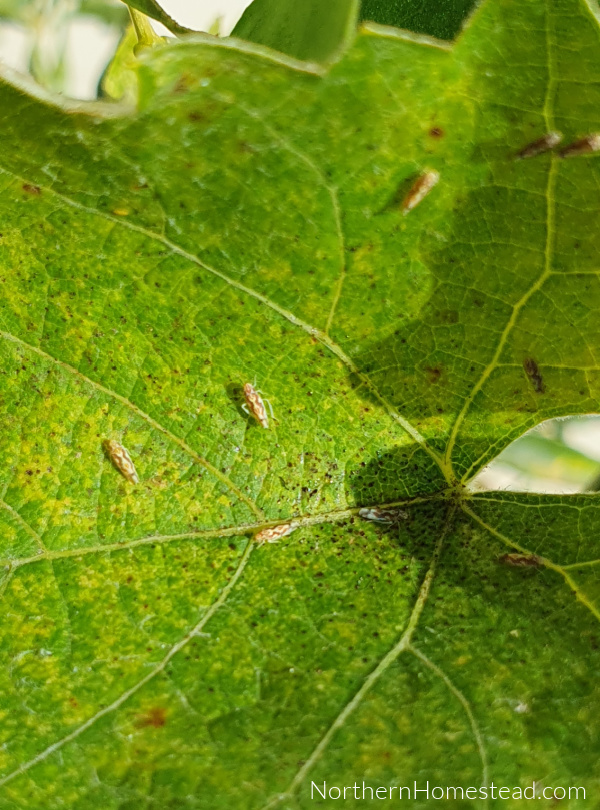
[429,127,444,138]
[136,707,167,728]
[173,74,193,94]
[523,358,545,393]
[559,133,600,158]
[22,184,41,195]
[425,365,442,384]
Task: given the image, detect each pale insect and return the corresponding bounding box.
[104,439,139,484]
[255,523,297,545]
[499,553,541,568]
[401,170,439,215]
[242,382,273,429]
[560,133,600,158]
[359,507,408,524]
[515,131,562,159]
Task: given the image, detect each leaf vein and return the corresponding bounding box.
[0,498,47,554]
[260,505,456,808]
[410,646,489,796]
[0,151,442,471]
[0,538,255,790]
[463,503,600,624]
[0,495,439,572]
[0,328,262,519]
[446,3,559,481]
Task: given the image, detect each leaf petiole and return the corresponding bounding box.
[128,6,162,52]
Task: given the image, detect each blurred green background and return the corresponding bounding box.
[470,416,600,494]
[0,0,128,97]
[0,0,246,98]
[1,0,598,495]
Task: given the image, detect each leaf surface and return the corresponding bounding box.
[0,1,599,807]
[232,0,359,63]
[359,0,476,40]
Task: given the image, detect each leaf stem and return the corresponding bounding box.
[128,6,161,51]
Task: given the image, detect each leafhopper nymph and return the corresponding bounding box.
[104,440,139,484]
[401,170,439,214]
[515,131,562,159]
[560,133,600,158]
[499,553,541,568]
[359,507,408,524]
[242,382,273,429]
[255,523,296,545]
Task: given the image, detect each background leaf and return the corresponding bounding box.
[232,0,359,63]
[359,0,477,41]
[0,0,599,807]
[100,23,138,101]
[0,0,128,98]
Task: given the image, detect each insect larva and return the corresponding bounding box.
[359,507,408,524]
[515,131,562,159]
[402,170,439,215]
[499,553,541,568]
[523,358,545,394]
[559,133,600,158]
[104,439,139,484]
[255,523,296,545]
[242,382,271,429]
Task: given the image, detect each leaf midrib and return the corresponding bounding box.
[0,492,439,570]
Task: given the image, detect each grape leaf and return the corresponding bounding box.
[359,0,477,41]
[232,0,359,64]
[0,0,599,807]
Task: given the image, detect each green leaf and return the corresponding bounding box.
[232,0,359,63]
[359,0,477,41]
[100,23,139,101]
[0,0,31,21]
[0,0,600,806]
